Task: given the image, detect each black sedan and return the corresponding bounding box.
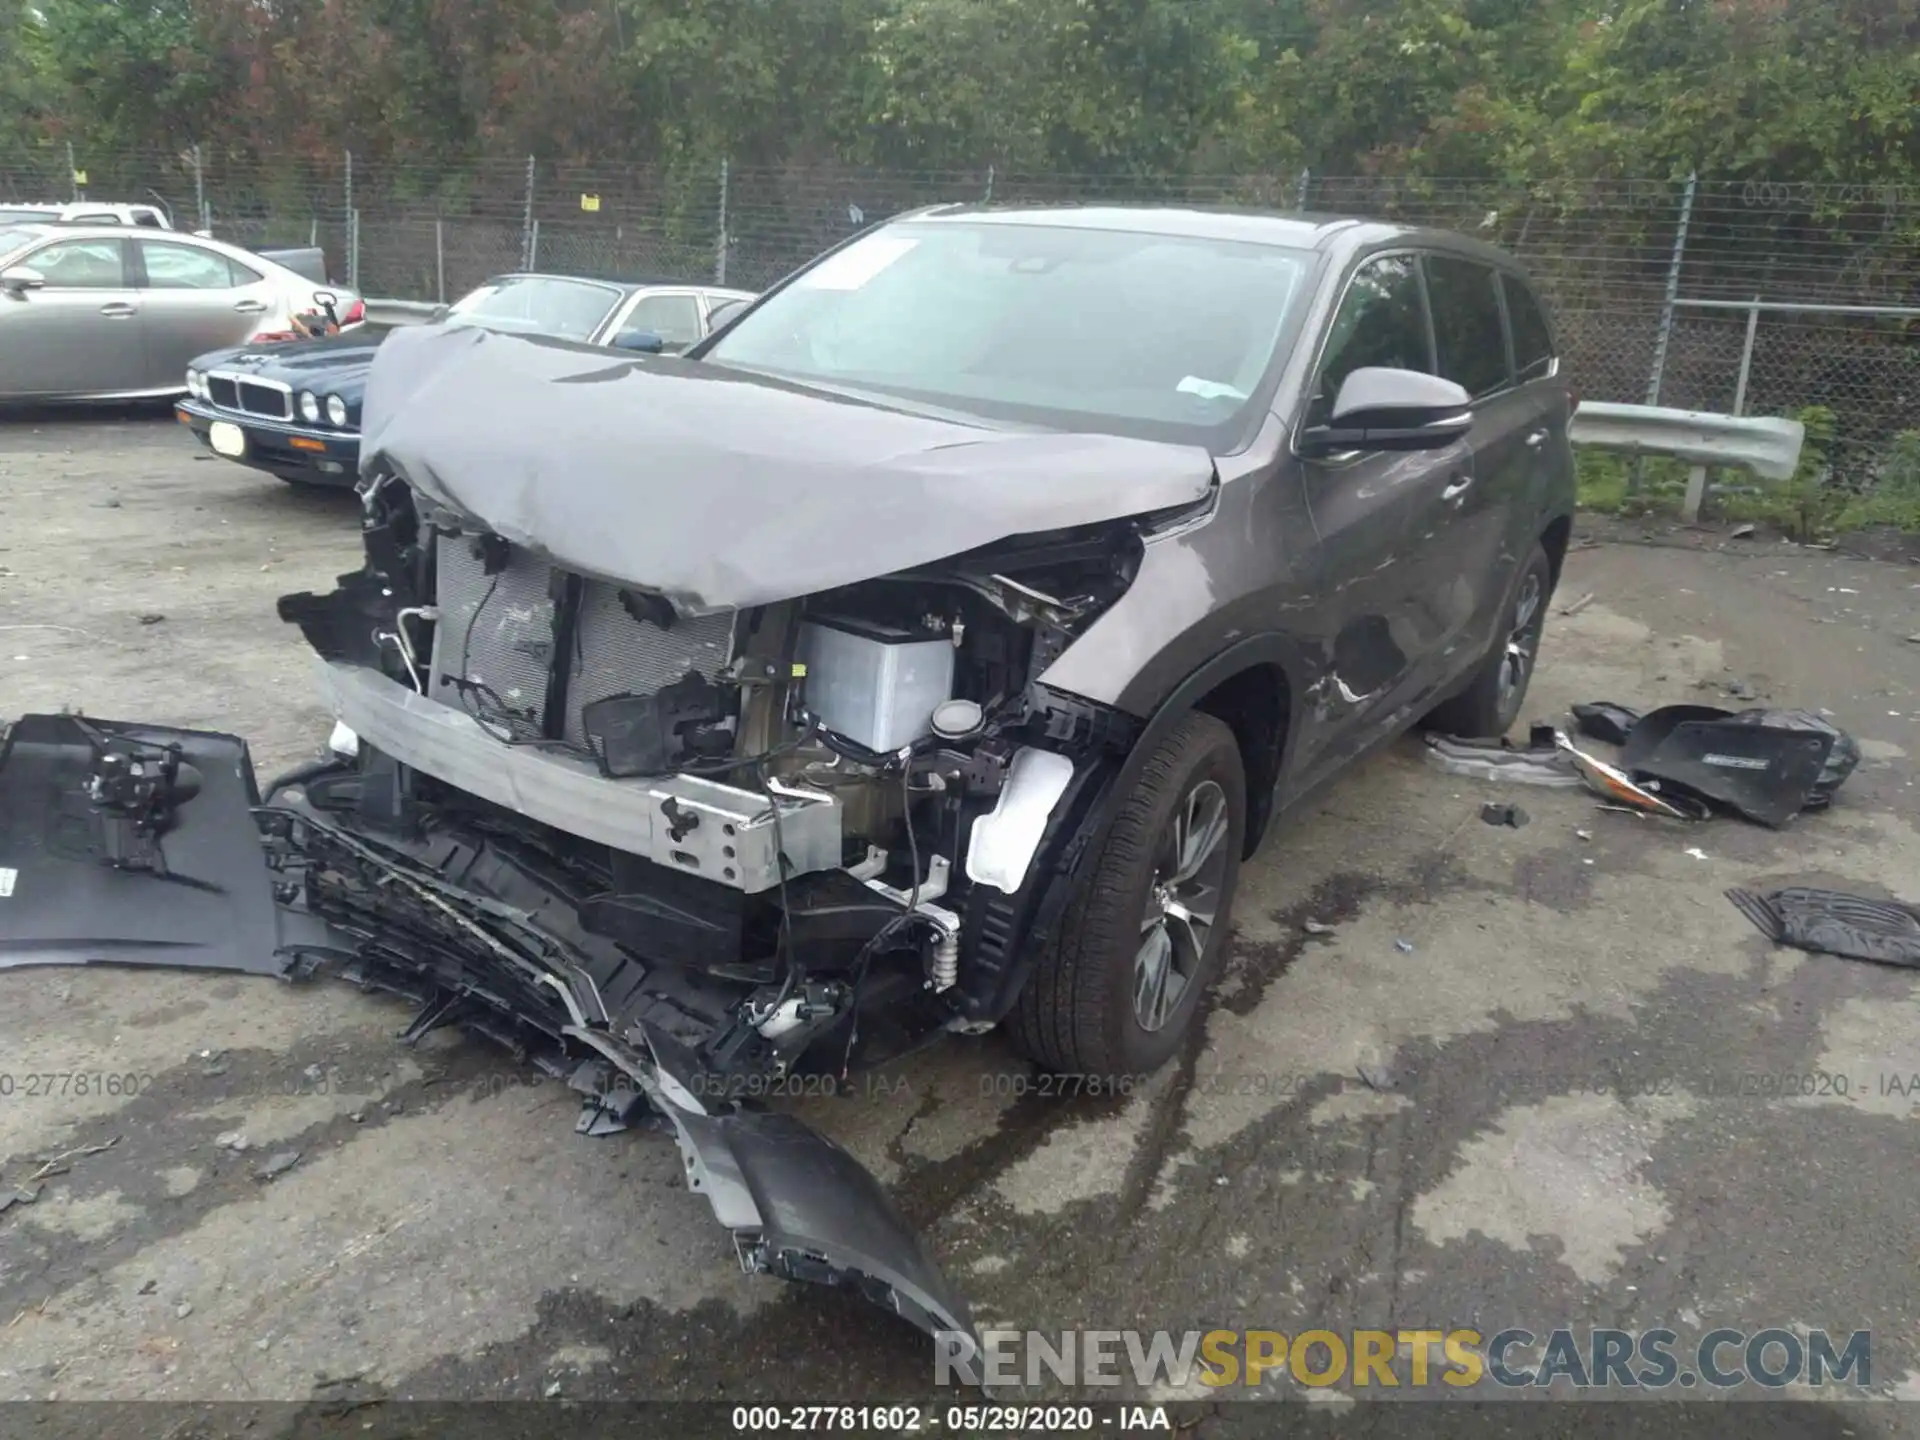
[176,272,754,486]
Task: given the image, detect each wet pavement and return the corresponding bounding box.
[2,414,1918,1432]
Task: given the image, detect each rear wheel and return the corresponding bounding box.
[1425,541,1553,738]
[1008,712,1245,1077]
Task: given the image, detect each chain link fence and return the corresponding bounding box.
[5,144,1915,502]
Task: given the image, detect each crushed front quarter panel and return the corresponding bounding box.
[0,714,327,972]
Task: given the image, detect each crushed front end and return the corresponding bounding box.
[278,463,1148,1079]
[1,324,1219,1353]
[256,463,1168,1346]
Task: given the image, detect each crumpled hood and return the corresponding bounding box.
[359,324,1217,612]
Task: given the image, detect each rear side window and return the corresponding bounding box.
[1424,255,1509,398]
[1502,274,1556,382]
[1308,254,1432,425]
[138,240,254,289]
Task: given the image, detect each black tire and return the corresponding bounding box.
[1008,711,1246,1078]
[1425,541,1554,738]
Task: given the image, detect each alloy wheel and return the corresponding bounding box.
[1133,779,1232,1032]
[1497,570,1545,721]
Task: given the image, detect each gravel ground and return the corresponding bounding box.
[2,411,1918,1436]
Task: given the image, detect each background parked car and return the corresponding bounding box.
[176,272,754,485]
[0,224,365,402]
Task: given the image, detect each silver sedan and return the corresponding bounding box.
[0,224,363,401]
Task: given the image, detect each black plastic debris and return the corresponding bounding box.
[1727,887,1920,970]
[0,714,328,973]
[1480,801,1529,828]
[1571,702,1642,747]
[1721,709,1860,810]
[1621,707,1832,828]
[1567,701,1862,828]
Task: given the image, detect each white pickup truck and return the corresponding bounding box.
[0,200,174,228]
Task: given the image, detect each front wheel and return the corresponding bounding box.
[1008,712,1246,1077]
[1425,541,1554,738]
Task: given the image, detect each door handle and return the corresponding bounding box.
[233,299,268,314]
[1441,475,1474,501]
[98,303,137,318]
[1525,429,1550,448]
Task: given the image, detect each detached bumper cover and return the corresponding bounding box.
[0,714,974,1352]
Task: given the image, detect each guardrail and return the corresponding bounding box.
[1569,402,1806,521]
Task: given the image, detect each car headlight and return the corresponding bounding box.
[299,391,320,423]
[185,369,203,398]
[326,394,349,428]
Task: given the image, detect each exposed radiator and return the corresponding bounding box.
[562,583,737,753]
[427,532,556,742]
[425,532,737,752]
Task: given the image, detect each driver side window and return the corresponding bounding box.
[1307,255,1433,428]
[24,239,128,289]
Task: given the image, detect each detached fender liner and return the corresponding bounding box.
[0,714,328,973]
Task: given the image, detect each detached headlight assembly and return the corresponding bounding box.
[298,391,321,423]
[326,394,349,428]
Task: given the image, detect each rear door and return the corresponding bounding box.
[1501,269,1575,508]
[0,236,144,396]
[1293,251,1473,775]
[1421,253,1529,667]
[132,238,277,388]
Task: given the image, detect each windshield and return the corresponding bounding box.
[705,219,1315,445]
[445,275,624,341]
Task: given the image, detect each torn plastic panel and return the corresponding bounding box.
[1728,886,1920,970]
[1572,702,1861,820]
[270,799,980,1346]
[624,1025,977,1347]
[0,725,979,1351]
[0,715,329,973]
[1620,714,1832,829]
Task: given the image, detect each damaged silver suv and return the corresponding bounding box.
[1,206,1574,1346]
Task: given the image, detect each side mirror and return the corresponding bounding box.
[1300,367,1473,455]
[612,328,665,354]
[1,265,46,294]
[428,303,450,323]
